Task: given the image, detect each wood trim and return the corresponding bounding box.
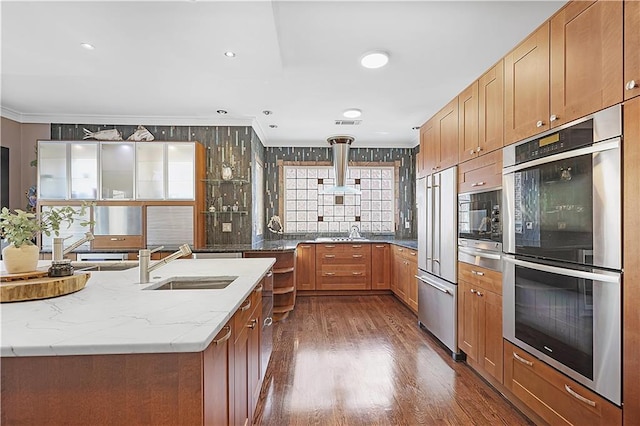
[623,96,640,425]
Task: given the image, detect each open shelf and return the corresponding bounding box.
[273,286,296,295]
[202,178,250,185]
[273,266,295,274]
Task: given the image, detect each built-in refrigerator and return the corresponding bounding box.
[416,166,462,359]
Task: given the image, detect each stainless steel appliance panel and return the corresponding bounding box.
[458,239,502,272]
[503,254,621,405]
[417,271,459,356]
[417,177,427,271]
[438,167,458,284]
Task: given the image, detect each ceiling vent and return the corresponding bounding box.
[334,119,362,126]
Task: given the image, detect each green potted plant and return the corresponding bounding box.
[0,204,92,274]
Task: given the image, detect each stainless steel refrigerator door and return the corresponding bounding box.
[426,174,434,274]
[417,271,459,355]
[417,177,427,271]
[437,166,458,284]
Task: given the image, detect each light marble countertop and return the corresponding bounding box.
[0,258,275,357]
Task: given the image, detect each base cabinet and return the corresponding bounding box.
[504,340,621,426]
[391,246,418,313]
[205,322,234,426]
[316,243,371,290]
[457,262,503,384]
[371,243,391,290]
[295,244,316,290]
[244,251,295,321]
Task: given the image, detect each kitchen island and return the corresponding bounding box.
[1,258,275,425]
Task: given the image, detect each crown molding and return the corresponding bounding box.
[0,106,23,122]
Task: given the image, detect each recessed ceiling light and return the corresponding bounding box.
[262,110,273,115]
[216,109,228,114]
[80,43,95,50]
[269,124,278,129]
[360,51,389,69]
[343,109,362,119]
[224,51,236,58]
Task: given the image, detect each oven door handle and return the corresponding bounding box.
[458,246,501,260]
[503,255,620,283]
[415,275,451,295]
[502,138,620,174]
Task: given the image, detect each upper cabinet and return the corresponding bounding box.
[458,81,479,163]
[550,0,623,127]
[626,0,640,100]
[421,98,459,175]
[478,61,504,153]
[38,140,202,201]
[504,23,550,144]
[505,0,624,145]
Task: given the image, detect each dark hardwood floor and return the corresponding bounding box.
[254,295,532,426]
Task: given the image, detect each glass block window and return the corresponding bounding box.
[283,165,395,234]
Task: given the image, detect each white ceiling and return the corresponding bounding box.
[1,0,565,148]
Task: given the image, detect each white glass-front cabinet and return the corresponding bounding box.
[38,141,196,201]
[136,142,195,200]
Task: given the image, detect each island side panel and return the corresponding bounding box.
[1,352,203,425]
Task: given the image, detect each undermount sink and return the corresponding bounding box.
[71,261,138,271]
[146,276,238,290]
[314,237,370,242]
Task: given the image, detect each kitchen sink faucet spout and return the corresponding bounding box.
[139,244,192,284]
[52,232,95,262]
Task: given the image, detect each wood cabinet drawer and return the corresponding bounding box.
[458,262,501,294]
[458,149,502,194]
[316,273,370,290]
[316,243,370,255]
[393,245,417,261]
[233,286,261,339]
[92,235,144,249]
[317,251,371,264]
[504,340,621,426]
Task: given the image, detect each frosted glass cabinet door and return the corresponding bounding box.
[101,143,134,199]
[70,143,98,199]
[136,143,164,199]
[167,143,195,199]
[38,142,68,199]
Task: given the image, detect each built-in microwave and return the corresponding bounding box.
[457,189,501,243]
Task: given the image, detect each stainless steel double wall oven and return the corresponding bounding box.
[502,105,622,405]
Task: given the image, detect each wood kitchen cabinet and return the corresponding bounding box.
[458,81,479,163]
[295,243,316,291]
[371,243,391,290]
[625,0,640,100]
[244,250,295,322]
[316,243,371,290]
[422,99,459,174]
[457,149,502,194]
[504,23,550,145]
[504,340,622,426]
[550,0,623,128]
[457,262,503,384]
[204,321,234,426]
[478,60,504,151]
[392,245,418,313]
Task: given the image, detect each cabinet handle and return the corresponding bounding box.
[324,272,335,276]
[300,245,311,248]
[266,271,273,277]
[536,120,544,128]
[513,352,534,366]
[626,80,638,91]
[240,299,252,312]
[325,245,336,248]
[247,318,258,329]
[476,291,483,297]
[470,288,476,294]
[375,245,385,248]
[476,146,482,153]
[471,182,485,187]
[410,252,416,256]
[254,284,263,293]
[398,248,404,252]
[471,270,484,276]
[352,245,362,248]
[352,272,363,276]
[564,384,596,407]
[469,149,475,155]
[264,317,273,327]
[213,326,232,345]
[324,254,336,258]
[110,237,125,241]
[550,114,558,122]
[352,254,363,258]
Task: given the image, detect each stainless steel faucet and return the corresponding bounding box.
[138,244,192,284]
[349,225,361,239]
[52,232,95,262]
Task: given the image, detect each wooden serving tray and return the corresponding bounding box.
[0,272,91,303]
[0,268,49,282]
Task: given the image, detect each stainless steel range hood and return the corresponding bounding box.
[323,136,360,194]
